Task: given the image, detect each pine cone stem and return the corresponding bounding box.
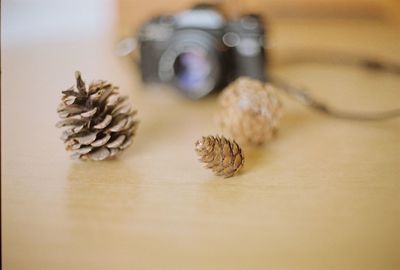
[75,71,86,94]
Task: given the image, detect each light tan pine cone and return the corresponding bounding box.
[56,71,138,160]
[217,77,282,146]
[195,135,244,178]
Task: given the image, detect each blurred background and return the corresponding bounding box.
[6,0,399,107]
[119,0,400,35]
[0,0,393,132]
[2,1,400,270]
[5,0,400,42]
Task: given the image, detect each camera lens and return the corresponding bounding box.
[173,50,212,95]
[158,30,222,99]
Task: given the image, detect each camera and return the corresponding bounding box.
[137,3,266,99]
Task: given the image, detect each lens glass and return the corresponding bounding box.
[173,49,211,94]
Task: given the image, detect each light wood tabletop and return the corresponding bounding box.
[2,2,400,270]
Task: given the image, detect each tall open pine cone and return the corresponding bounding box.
[56,71,138,160]
[195,135,244,178]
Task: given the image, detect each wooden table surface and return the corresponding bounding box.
[2,3,400,269]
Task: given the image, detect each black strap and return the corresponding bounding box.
[270,50,400,120]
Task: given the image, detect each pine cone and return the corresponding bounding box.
[217,77,282,146]
[56,71,138,160]
[195,135,244,178]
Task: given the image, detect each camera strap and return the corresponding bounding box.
[269,50,400,120]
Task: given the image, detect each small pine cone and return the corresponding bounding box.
[56,71,138,160]
[195,135,244,178]
[217,77,282,146]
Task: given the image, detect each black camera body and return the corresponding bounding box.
[137,4,266,99]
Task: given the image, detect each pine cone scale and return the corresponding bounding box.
[107,135,126,148]
[74,132,98,145]
[75,146,92,155]
[80,107,97,118]
[86,147,110,161]
[108,117,127,132]
[119,139,132,150]
[91,133,111,147]
[93,114,112,129]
